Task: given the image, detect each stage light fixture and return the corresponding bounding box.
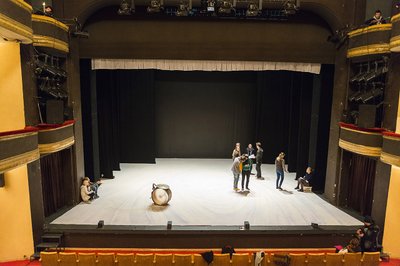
[311,222,319,229]
[176,1,190,16]
[167,221,172,230]
[282,0,299,15]
[218,0,235,15]
[147,0,163,13]
[246,2,260,17]
[98,220,104,228]
[118,0,135,15]
[244,221,250,230]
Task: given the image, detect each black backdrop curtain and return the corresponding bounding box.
[347,153,376,216]
[96,70,155,178]
[85,67,333,186]
[155,71,255,158]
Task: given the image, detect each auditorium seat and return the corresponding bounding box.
[343,253,362,266]
[325,253,343,266]
[212,254,230,266]
[193,254,209,266]
[154,253,173,266]
[306,253,325,265]
[231,253,251,266]
[97,253,116,266]
[59,252,78,266]
[135,253,155,265]
[173,254,192,265]
[78,253,96,266]
[116,253,135,266]
[40,251,59,266]
[361,252,380,266]
[288,253,306,266]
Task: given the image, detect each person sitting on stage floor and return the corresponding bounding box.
[364,10,387,26]
[231,154,245,192]
[241,154,252,191]
[255,142,264,179]
[232,142,241,160]
[80,177,102,203]
[295,167,313,192]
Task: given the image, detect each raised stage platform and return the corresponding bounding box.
[47,159,362,248]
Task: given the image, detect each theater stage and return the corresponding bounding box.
[52,159,361,227]
[47,159,362,248]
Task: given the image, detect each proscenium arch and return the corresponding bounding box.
[75,0,344,32]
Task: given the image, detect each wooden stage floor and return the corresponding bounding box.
[51,159,362,228]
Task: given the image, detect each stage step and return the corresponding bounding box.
[36,242,60,249]
[42,233,63,242]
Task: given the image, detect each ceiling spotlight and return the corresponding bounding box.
[218,0,235,15]
[246,2,260,17]
[118,0,135,15]
[147,0,163,13]
[176,1,189,16]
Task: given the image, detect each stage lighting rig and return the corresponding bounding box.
[118,0,135,15]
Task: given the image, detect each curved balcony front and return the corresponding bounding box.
[0,127,39,174]
[390,13,400,52]
[338,123,383,157]
[0,0,33,44]
[347,24,392,60]
[381,132,400,167]
[38,121,75,155]
[32,14,69,54]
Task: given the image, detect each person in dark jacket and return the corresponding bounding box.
[364,10,387,25]
[241,154,252,191]
[295,167,313,192]
[358,216,380,252]
[255,142,264,180]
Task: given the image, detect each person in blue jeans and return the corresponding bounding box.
[275,152,288,190]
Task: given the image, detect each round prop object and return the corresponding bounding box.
[151,183,172,206]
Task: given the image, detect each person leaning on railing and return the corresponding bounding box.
[364,10,387,26]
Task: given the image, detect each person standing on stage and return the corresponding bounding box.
[255,142,264,180]
[232,142,241,160]
[246,143,255,173]
[231,154,245,191]
[275,152,288,190]
[241,154,252,191]
[246,143,254,156]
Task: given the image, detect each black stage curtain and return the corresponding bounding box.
[96,70,155,178]
[255,71,314,170]
[40,150,69,217]
[155,71,256,158]
[347,153,376,216]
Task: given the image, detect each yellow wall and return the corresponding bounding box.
[0,42,34,261]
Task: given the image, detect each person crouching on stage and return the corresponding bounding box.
[295,167,313,192]
[231,154,245,192]
[275,152,288,190]
[232,142,241,160]
[241,154,252,191]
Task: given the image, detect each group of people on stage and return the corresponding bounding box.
[230,143,313,192]
[231,142,263,192]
